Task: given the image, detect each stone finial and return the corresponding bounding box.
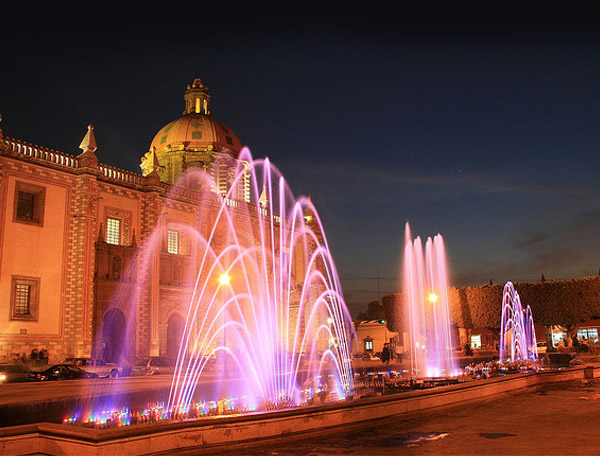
[143,147,162,186]
[77,124,98,168]
[259,185,268,208]
[149,146,161,170]
[141,146,162,176]
[79,124,97,154]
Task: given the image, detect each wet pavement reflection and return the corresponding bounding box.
[213,378,600,456]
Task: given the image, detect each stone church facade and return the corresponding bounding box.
[0,79,297,364]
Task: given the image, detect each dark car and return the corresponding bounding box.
[0,364,30,383]
[28,364,99,381]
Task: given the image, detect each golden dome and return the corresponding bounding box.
[141,79,244,184]
[148,112,242,158]
[148,78,242,158]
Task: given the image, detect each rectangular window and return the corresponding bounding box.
[13,181,46,226]
[168,230,179,254]
[16,191,35,220]
[364,340,373,351]
[14,283,31,315]
[106,217,121,245]
[577,328,599,343]
[11,276,40,321]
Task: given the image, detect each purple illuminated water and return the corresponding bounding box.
[166,148,355,413]
[499,282,538,362]
[79,147,354,424]
[403,223,457,378]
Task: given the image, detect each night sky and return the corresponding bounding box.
[3,21,600,316]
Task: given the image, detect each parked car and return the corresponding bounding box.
[132,357,176,376]
[362,353,381,361]
[28,364,99,381]
[0,364,30,383]
[64,358,122,378]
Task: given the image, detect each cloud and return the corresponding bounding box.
[452,204,600,287]
[517,207,600,269]
[284,158,594,205]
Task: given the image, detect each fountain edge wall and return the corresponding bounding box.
[0,367,595,456]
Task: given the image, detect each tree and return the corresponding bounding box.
[355,300,385,322]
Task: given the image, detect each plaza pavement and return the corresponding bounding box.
[215,355,600,456]
[216,376,600,456]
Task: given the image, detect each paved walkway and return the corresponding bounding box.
[222,376,600,455]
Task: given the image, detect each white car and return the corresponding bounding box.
[132,357,177,376]
[362,353,381,361]
[65,358,121,378]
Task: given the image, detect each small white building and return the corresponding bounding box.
[353,320,399,355]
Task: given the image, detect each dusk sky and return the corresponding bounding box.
[3,23,600,316]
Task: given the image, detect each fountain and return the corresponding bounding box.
[499,281,538,363]
[1,177,579,455]
[71,147,355,426]
[402,222,458,379]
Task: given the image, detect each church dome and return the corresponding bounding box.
[148,112,242,158]
[141,79,244,184]
[148,79,242,157]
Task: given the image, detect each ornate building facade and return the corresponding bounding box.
[0,79,299,364]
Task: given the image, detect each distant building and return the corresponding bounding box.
[0,79,312,364]
[353,320,399,355]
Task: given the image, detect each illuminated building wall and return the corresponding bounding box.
[0,80,288,364]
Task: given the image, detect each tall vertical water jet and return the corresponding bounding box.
[499,282,538,363]
[403,222,457,378]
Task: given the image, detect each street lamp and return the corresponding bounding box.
[219,272,230,287]
[428,292,438,304]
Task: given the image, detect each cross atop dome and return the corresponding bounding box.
[183,78,211,116]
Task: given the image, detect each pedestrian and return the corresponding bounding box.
[572,335,579,352]
[381,343,390,364]
[39,348,48,364]
[465,343,473,357]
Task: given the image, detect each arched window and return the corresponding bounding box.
[167,313,186,360]
[112,256,122,279]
